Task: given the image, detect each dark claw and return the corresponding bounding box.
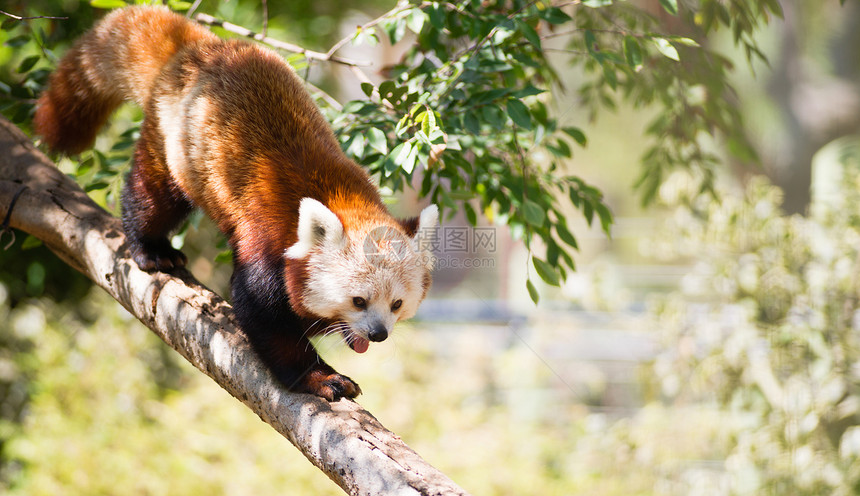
[301,370,361,401]
[131,241,187,272]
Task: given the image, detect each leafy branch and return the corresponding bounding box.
[2,0,785,303]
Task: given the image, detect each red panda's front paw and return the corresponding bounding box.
[130,241,188,272]
[302,370,362,401]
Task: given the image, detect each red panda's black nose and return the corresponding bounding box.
[368,324,388,342]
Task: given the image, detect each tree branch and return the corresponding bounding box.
[0,116,469,496]
[0,10,68,20]
[194,13,371,67]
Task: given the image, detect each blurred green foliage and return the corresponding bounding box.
[645,146,860,494]
[0,290,346,494]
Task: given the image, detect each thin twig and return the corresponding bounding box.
[325,0,414,59]
[0,10,68,20]
[261,0,268,38]
[195,13,372,67]
[186,0,203,18]
[304,80,343,111]
[542,47,589,55]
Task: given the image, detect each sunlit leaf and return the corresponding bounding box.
[367,128,387,155]
[89,0,127,8]
[653,38,679,61]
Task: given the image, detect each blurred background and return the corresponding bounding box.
[1,0,859,495]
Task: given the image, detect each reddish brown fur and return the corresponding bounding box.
[34,7,213,154]
[34,6,426,400]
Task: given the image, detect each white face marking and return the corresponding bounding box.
[285,200,439,344]
[300,239,428,339]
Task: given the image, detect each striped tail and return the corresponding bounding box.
[33,5,214,154]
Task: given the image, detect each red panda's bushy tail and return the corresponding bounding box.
[34,6,215,154]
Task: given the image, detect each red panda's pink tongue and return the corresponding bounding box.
[351,336,369,354]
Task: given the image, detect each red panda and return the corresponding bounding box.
[34,5,437,401]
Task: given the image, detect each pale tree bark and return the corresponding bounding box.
[0,116,469,496]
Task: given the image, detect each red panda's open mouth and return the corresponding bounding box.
[344,330,369,354]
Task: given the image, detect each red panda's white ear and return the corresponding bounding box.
[285,198,345,259]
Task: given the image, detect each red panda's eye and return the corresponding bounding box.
[391,299,402,311]
[353,297,367,309]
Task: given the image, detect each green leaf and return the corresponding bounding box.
[345,134,366,158]
[427,4,445,29]
[464,202,477,226]
[653,38,679,61]
[5,35,29,48]
[623,36,643,69]
[584,30,600,58]
[360,82,374,97]
[554,138,571,158]
[76,155,95,177]
[602,63,618,90]
[516,20,542,51]
[669,36,699,47]
[401,143,419,173]
[481,105,505,130]
[21,235,43,250]
[541,7,572,24]
[526,279,540,304]
[214,249,233,265]
[523,199,546,227]
[562,127,587,147]
[658,0,678,15]
[596,203,613,236]
[513,85,544,98]
[506,99,532,130]
[392,142,412,167]
[167,0,192,10]
[17,56,39,74]
[406,9,427,34]
[418,107,437,136]
[90,0,128,8]
[353,27,379,47]
[463,112,481,134]
[532,256,560,287]
[382,18,407,45]
[85,182,109,192]
[583,201,594,226]
[556,222,578,250]
[367,128,388,155]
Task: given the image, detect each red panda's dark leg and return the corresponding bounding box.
[230,255,361,401]
[121,121,192,272]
